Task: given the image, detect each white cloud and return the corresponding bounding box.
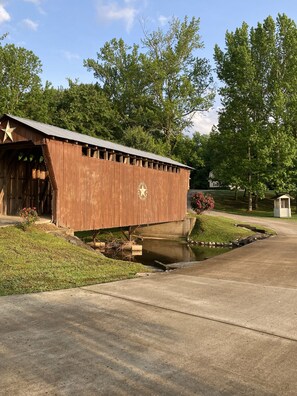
[158,15,170,27]
[96,1,138,32]
[191,108,219,135]
[0,4,10,24]
[22,18,38,31]
[62,51,81,61]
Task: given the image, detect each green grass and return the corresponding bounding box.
[190,215,258,243]
[76,227,128,243]
[0,225,147,296]
[197,189,297,219]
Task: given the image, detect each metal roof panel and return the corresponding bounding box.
[4,114,193,169]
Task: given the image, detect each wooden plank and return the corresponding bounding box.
[3,128,190,231]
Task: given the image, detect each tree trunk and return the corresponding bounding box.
[247,144,252,211]
[234,187,238,201]
[248,191,253,211]
[253,194,258,210]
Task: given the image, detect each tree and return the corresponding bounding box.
[85,17,215,154]
[141,17,215,147]
[173,132,210,188]
[85,38,149,141]
[213,14,297,211]
[121,126,170,155]
[52,80,121,140]
[22,81,63,124]
[0,40,42,115]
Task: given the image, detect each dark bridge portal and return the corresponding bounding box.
[0,144,52,216]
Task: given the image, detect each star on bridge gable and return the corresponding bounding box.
[1,121,15,143]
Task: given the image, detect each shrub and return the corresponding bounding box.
[19,207,39,230]
[191,192,215,215]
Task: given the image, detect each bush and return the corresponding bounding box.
[191,192,215,215]
[19,207,39,230]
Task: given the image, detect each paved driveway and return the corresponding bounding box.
[0,215,51,228]
[0,215,22,227]
[1,213,297,395]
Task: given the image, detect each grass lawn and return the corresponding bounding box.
[190,214,264,243]
[196,189,297,219]
[0,211,276,297]
[0,225,147,296]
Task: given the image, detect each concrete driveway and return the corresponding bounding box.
[1,213,297,395]
[0,214,22,227]
[0,215,51,228]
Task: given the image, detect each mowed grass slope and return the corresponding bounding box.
[0,225,147,296]
[190,215,255,243]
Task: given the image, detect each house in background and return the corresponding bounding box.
[0,114,191,231]
[208,171,221,189]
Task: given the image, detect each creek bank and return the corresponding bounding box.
[187,224,272,249]
[80,217,274,272]
[155,224,273,272]
[232,223,273,246]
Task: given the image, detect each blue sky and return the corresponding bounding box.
[1,0,297,133]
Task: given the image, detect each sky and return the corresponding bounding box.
[1,0,297,134]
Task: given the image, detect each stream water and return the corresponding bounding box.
[102,239,231,267]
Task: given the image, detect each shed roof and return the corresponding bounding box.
[3,114,192,169]
[272,194,294,200]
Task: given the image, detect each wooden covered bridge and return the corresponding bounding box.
[0,114,191,231]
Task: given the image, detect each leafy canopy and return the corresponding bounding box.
[85,16,214,154]
[213,14,297,210]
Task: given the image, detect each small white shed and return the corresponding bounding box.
[273,194,292,218]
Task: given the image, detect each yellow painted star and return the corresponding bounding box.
[1,121,15,142]
[138,182,148,200]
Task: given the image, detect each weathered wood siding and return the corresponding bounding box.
[46,139,189,231]
[0,157,5,214]
[0,121,44,145]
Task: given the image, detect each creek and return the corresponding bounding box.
[102,239,231,268]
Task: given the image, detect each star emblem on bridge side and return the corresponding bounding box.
[138,182,148,200]
[1,121,15,142]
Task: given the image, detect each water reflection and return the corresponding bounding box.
[102,239,230,267]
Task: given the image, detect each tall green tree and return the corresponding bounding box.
[214,14,297,210]
[85,17,214,154]
[85,38,149,141]
[141,17,215,147]
[0,40,42,115]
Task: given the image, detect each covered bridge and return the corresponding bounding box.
[0,114,191,231]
